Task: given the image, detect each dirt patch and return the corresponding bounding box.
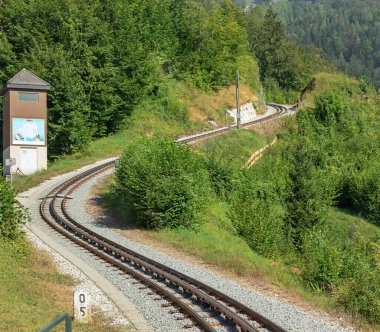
[180,84,261,124]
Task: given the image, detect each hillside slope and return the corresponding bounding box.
[0,0,258,157]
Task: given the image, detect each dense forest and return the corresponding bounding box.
[0,0,258,157]
[0,0,320,157]
[234,0,380,88]
[274,0,380,89]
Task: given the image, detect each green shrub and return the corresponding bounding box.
[300,224,380,323]
[228,173,287,258]
[263,78,287,104]
[204,156,234,199]
[348,161,380,223]
[334,273,380,324]
[0,168,29,239]
[285,139,335,248]
[334,238,380,323]
[314,93,346,126]
[301,229,342,292]
[154,80,190,124]
[112,138,210,229]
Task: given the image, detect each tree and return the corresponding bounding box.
[246,6,311,95]
[285,139,333,248]
[271,0,380,88]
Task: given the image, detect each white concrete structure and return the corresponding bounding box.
[226,101,258,124]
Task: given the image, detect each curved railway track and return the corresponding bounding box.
[40,162,287,332]
[176,104,287,144]
[39,105,288,332]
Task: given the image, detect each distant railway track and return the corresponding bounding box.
[39,161,287,332]
[176,103,287,144]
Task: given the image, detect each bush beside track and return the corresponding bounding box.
[109,90,380,328]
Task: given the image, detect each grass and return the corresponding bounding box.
[301,72,380,109]
[329,208,380,242]
[152,200,296,282]
[192,129,269,170]
[0,238,130,332]
[145,205,380,331]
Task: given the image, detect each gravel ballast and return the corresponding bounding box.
[19,159,357,332]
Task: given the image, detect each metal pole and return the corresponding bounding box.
[236,70,241,129]
[38,313,72,332]
[65,314,72,332]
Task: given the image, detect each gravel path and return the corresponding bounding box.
[69,169,356,332]
[19,159,358,332]
[18,158,138,331]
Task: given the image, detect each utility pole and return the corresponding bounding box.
[236,70,241,129]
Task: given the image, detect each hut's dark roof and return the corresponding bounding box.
[1,68,51,94]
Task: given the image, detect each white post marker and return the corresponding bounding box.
[5,158,16,187]
[74,290,91,323]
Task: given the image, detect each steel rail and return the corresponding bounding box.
[40,164,217,332]
[177,104,287,144]
[38,106,289,331]
[61,189,286,331]
[58,200,261,332]
[55,164,286,331]
[51,167,262,331]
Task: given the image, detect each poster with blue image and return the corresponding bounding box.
[12,118,45,145]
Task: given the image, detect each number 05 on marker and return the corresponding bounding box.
[74,290,91,323]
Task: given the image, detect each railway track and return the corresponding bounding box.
[39,161,287,332]
[38,104,289,331]
[176,104,287,144]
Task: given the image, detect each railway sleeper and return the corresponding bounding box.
[42,161,286,332]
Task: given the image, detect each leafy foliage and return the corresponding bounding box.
[204,156,234,199]
[0,0,256,156]
[228,171,287,257]
[285,138,335,248]
[111,138,210,229]
[271,0,380,89]
[0,169,29,239]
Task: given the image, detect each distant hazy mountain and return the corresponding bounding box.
[233,0,380,88]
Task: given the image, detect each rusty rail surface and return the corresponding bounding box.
[39,162,287,332]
